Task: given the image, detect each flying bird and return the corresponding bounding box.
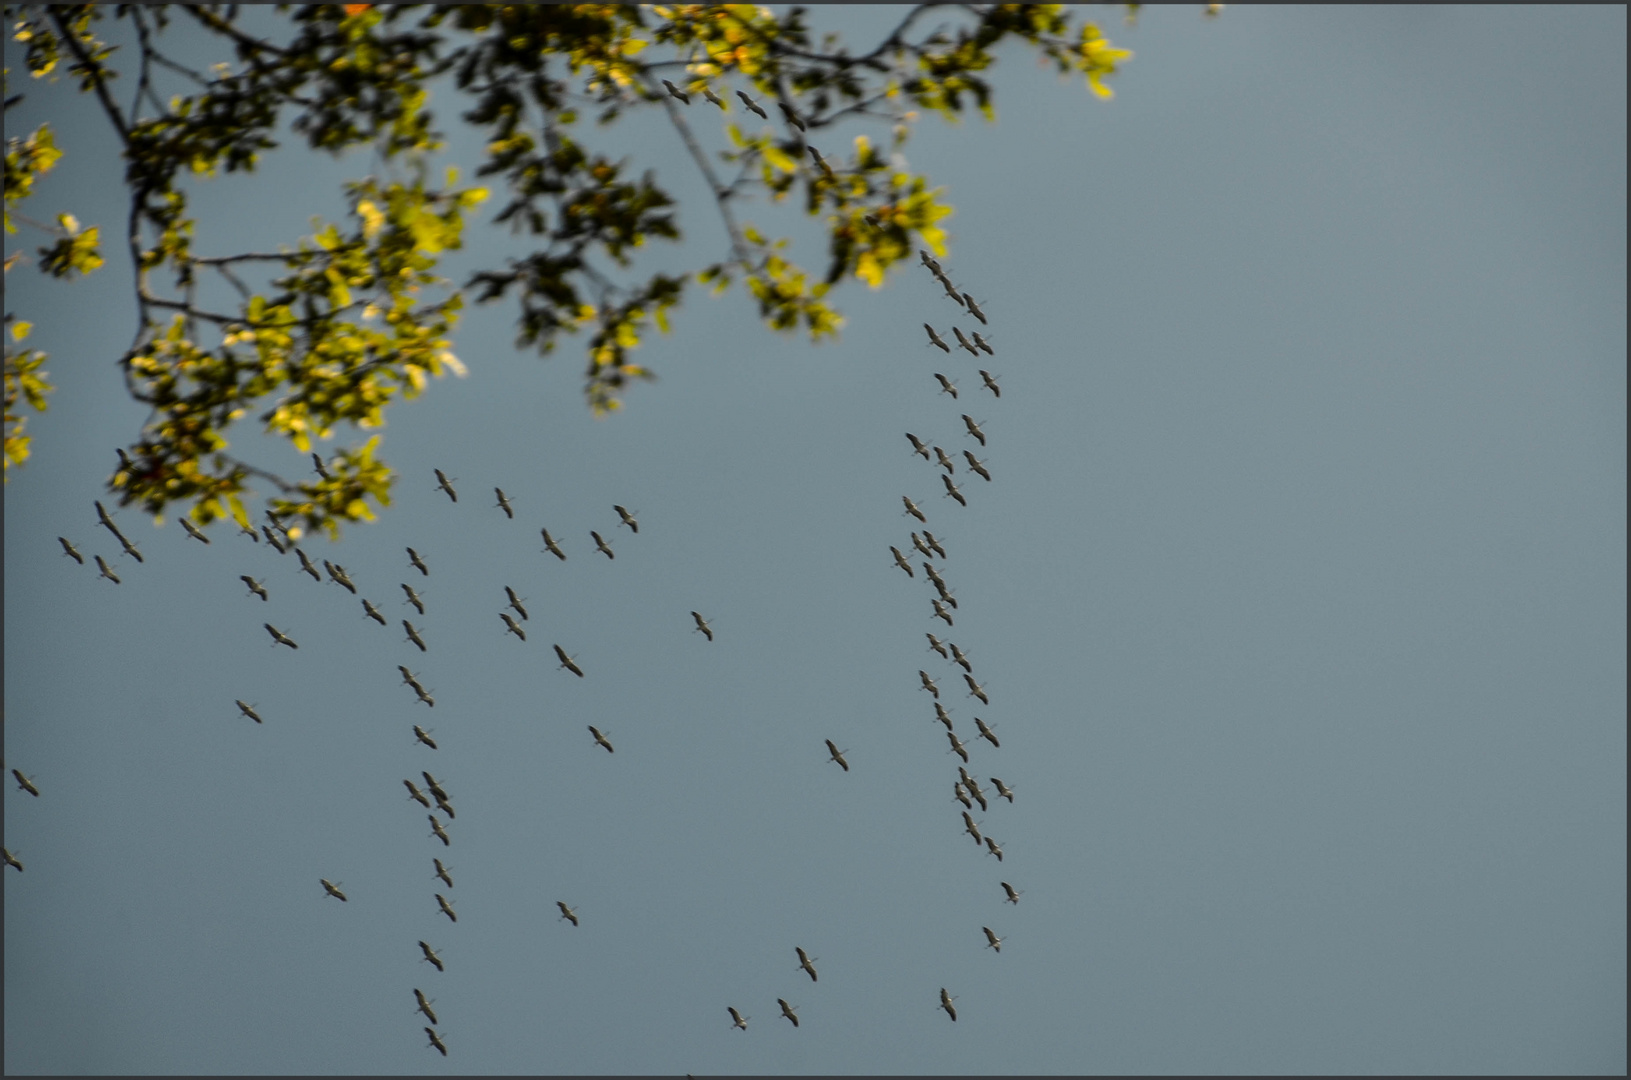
[926,632,949,659]
[949,642,972,671]
[421,772,449,802]
[407,547,429,575]
[1001,881,1023,904]
[554,645,584,677]
[95,555,121,584]
[938,273,966,306]
[962,774,988,811]
[939,987,957,1021]
[321,878,348,902]
[778,999,800,1027]
[796,946,819,982]
[963,293,988,323]
[414,685,435,708]
[588,725,614,753]
[963,451,992,481]
[991,777,1015,803]
[362,598,387,625]
[923,531,947,559]
[312,452,331,479]
[964,674,989,704]
[902,496,927,523]
[919,670,940,698]
[180,518,212,544]
[494,488,514,518]
[614,505,639,533]
[433,858,454,888]
[58,536,85,563]
[433,469,457,502]
[985,836,1004,861]
[953,782,972,810]
[240,575,269,601]
[404,779,432,808]
[951,326,980,356]
[691,611,714,641]
[931,598,954,627]
[428,814,450,846]
[905,432,931,459]
[702,87,725,109]
[2,848,21,872]
[591,530,614,559]
[505,586,529,620]
[414,988,438,1025]
[776,100,805,129]
[910,532,933,558]
[933,372,959,399]
[727,1007,750,1030]
[808,145,835,176]
[923,324,950,352]
[825,739,849,772]
[890,546,915,577]
[962,810,982,844]
[425,1028,447,1056]
[236,700,263,724]
[973,333,996,357]
[557,901,579,926]
[403,620,427,652]
[540,528,567,560]
[933,702,954,730]
[975,717,1000,747]
[961,414,987,446]
[413,725,438,750]
[12,769,40,797]
[261,526,287,554]
[419,940,444,971]
[500,612,526,640]
[264,623,297,649]
[661,78,690,104]
[941,474,967,506]
[436,893,457,923]
[296,548,321,581]
[919,248,943,273]
[934,445,956,473]
[983,926,1003,953]
[947,731,970,763]
[324,560,357,594]
[735,89,768,118]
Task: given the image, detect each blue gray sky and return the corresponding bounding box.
[4,5,1625,1075]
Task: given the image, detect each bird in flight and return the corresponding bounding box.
[12,769,41,797]
[362,598,387,625]
[778,999,800,1027]
[940,987,958,1021]
[95,555,121,584]
[554,645,585,677]
[58,536,85,563]
[407,547,429,575]
[591,530,615,559]
[691,611,714,641]
[413,726,438,750]
[905,432,931,459]
[403,620,428,652]
[236,700,263,724]
[891,546,915,577]
[985,836,1004,861]
[796,946,819,982]
[419,940,444,971]
[264,623,298,649]
[661,78,690,104]
[962,414,987,446]
[433,469,457,503]
[414,988,439,1025]
[825,739,849,772]
[727,1006,750,1030]
[975,717,1000,747]
[404,779,432,808]
[505,586,529,621]
[500,612,526,641]
[735,89,768,118]
[557,901,580,926]
[180,518,211,544]
[614,505,639,533]
[321,879,348,902]
[240,575,269,602]
[588,725,614,753]
[1001,881,1023,904]
[983,926,1003,953]
[923,324,950,352]
[991,777,1015,803]
[295,548,321,581]
[540,528,567,561]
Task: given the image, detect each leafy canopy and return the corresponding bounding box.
[3,3,1140,539]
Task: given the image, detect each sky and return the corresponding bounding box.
[4,4,1625,1075]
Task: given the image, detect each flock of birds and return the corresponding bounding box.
[20,234,1021,1053]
